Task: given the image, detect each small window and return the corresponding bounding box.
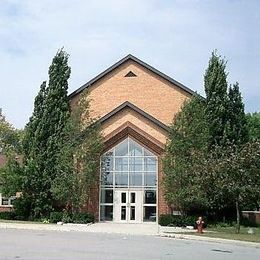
[131,193,135,203]
[124,71,137,77]
[0,194,16,206]
[100,189,113,204]
[121,192,126,203]
[100,205,113,221]
[1,197,9,205]
[144,190,156,204]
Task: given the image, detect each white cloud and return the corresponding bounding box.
[0,0,259,128]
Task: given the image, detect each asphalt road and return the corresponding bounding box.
[0,229,259,260]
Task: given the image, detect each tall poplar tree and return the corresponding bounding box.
[21,49,71,218]
[204,51,228,147]
[39,49,71,215]
[226,82,248,145]
[23,81,47,159]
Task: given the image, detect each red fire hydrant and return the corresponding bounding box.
[196,216,204,234]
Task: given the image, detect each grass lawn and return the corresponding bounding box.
[192,226,260,243]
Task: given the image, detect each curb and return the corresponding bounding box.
[1,223,259,248]
[159,233,260,248]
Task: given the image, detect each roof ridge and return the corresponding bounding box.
[69,55,196,98]
[98,101,169,131]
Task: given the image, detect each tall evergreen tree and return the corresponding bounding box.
[23,81,47,159]
[204,51,229,147]
[21,49,71,218]
[38,49,71,215]
[226,82,248,145]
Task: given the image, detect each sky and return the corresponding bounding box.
[0,0,259,129]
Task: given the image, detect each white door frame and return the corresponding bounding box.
[114,189,143,223]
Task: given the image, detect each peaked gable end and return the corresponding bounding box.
[69,54,195,99]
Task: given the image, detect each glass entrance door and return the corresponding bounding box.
[100,137,158,222]
[114,190,142,223]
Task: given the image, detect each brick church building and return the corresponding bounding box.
[69,54,194,223]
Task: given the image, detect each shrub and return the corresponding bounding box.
[62,212,72,223]
[241,217,259,227]
[159,214,173,226]
[50,212,63,223]
[0,211,16,220]
[60,211,94,224]
[183,216,197,227]
[159,214,197,227]
[71,212,94,224]
[42,218,50,224]
[13,197,31,220]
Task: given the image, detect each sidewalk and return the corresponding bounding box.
[0,222,158,235]
[0,221,259,248]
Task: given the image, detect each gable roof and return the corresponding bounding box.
[98,101,169,131]
[69,54,196,99]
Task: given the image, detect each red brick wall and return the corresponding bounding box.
[158,157,171,216]
[82,184,100,221]
[0,206,13,212]
[71,59,190,221]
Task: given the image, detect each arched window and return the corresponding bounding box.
[100,137,157,188]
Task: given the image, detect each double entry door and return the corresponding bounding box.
[114,190,142,223]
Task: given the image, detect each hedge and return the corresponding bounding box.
[50,211,94,224]
[159,214,197,227]
[0,211,16,220]
[50,212,63,223]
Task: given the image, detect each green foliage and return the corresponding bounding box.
[62,211,72,223]
[41,218,50,224]
[49,211,63,223]
[12,196,32,220]
[0,109,22,154]
[0,110,23,196]
[246,112,260,141]
[0,151,23,196]
[204,51,229,147]
[49,211,94,224]
[195,141,260,232]
[159,214,174,226]
[163,95,209,211]
[22,49,71,218]
[51,90,102,213]
[23,81,47,159]
[226,83,249,145]
[0,211,16,220]
[159,214,197,227]
[71,212,94,224]
[241,217,259,228]
[164,51,259,234]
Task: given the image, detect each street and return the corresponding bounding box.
[0,229,259,259]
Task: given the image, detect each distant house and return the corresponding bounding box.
[69,54,194,223]
[0,154,16,212]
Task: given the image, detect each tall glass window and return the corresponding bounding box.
[100,137,157,188]
[100,137,157,222]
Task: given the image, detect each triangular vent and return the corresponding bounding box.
[124,71,137,77]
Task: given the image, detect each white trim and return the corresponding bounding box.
[0,193,15,207]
